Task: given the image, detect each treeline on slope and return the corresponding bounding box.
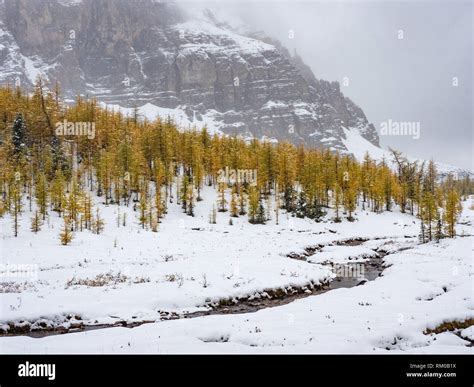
[0,82,470,244]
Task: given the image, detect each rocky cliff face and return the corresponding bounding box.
[0,0,380,152]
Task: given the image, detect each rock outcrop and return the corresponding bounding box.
[0,0,379,152]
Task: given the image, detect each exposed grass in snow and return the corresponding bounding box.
[0,191,472,353]
[424,319,474,335]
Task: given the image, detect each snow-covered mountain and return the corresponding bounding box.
[0,0,470,177]
[0,0,378,151]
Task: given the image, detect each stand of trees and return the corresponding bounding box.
[0,83,470,243]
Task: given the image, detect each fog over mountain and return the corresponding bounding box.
[197,0,472,169]
[0,0,380,156]
[0,0,471,171]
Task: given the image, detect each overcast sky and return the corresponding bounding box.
[182,0,473,170]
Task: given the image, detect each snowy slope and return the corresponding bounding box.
[0,182,422,331]
[99,102,224,135]
[342,127,473,177]
[1,197,472,354]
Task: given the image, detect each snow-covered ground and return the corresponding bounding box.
[0,188,472,353]
[99,102,226,135]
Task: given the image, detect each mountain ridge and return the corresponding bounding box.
[0,0,470,177]
[0,0,379,152]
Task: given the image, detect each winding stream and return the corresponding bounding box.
[4,237,414,338]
